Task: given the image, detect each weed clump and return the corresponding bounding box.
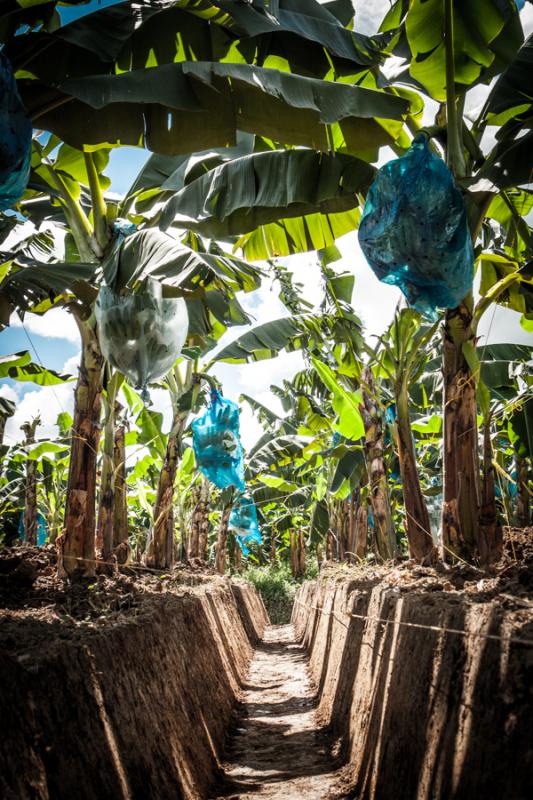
[242,563,317,624]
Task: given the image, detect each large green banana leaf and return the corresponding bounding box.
[158,149,374,238]
[8,0,384,80]
[103,228,262,293]
[212,313,330,364]
[309,497,329,543]
[27,61,408,159]
[383,0,523,102]
[213,307,364,366]
[247,433,312,471]
[0,397,15,419]
[234,208,360,259]
[122,133,256,211]
[0,351,72,386]
[0,0,88,45]
[480,33,533,126]
[0,258,97,324]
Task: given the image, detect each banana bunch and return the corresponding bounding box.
[229,493,262,555]
[95,278,189,391]
[192,393,246,492]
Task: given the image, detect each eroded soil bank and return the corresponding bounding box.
[2,533,532,800]
[0,547,267,800]
[293,529,533,800]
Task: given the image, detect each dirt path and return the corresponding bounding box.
[215,624,345,799]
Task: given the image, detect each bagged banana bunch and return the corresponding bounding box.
[229,493,262,556]
[192,389,245,492]
[95,278,188,400]
[0,52,31,210]
[358,134,473,320]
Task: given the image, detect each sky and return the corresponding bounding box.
[1,0,532,453]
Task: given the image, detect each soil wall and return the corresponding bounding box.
[0,578,268,800]
[293,571,533,800]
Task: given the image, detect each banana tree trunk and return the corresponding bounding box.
[442,303,480,562]
[197,479,210,561]
[316,543,323,570]
[338,499,349,561]
[516,457,530,527]
[270,530,277,565]
[165,507,175,568]
[150,412,186,569]
[326,530,335,561]
[478,417,502,565]
[396,385,436,562]
[0,416,6,452]
[346,493,356,563]
[333,502,343,561]
[22,418,40,546]
[60,322,104,579]
[232,536,242,572]
[290,530,305,578]
[354,505,368,560]
[188,483,202,559]
[112,415,129,564]
[96,398,116,567]
[298,530,306,577]
[361,367,397,561]
[215,501,232,574]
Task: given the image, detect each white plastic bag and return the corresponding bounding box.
[96,278,188,397]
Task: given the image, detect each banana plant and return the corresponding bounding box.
[1,138,263,578]
[2,0,532,574]
[476,344,533,560]
[20,415,40,546]
[167,5,533,564]
[40,418,71,544]
[370,308,439,562]
[0,396,15,457]
[95,368,124,568]
[112,404,129,564]
[147,360,200,569]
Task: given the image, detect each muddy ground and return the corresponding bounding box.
[0,528,532,799]
[293,527,533,800]
[0,548,267,799]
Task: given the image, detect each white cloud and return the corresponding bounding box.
[0,384,18,404]
[11,308,81,344]
[239,406,265,452]
[354,0,391,35]
[62,353,81,376]
[142,386,174,434]
[337,232,403,338]
[5,381,75,445]
[478,305,532,347]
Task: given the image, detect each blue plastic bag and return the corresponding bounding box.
[18,511,47,546]
[192,390,245,491]
[229,493,262,556]
[0,53,32,211]
[358,135,474,320]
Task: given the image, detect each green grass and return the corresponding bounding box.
[242,562,318,624]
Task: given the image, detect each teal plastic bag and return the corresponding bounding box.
[18,511,47,546]
[229,493,262,556]
[0,53,31,211]
[358,135,474,320]
[192,390,245,492]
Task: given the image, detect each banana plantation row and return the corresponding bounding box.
[0,0,531,578]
